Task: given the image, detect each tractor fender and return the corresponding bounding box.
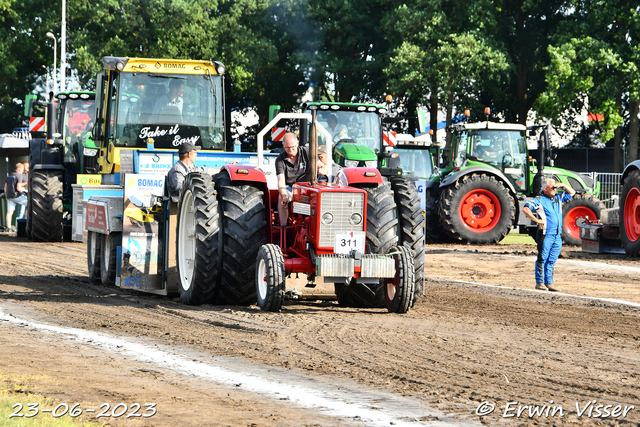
[343,167,384,185]
[30,138,63,168]
[440,166,517,195]
[621,160,640,185]
[220,164,268,184]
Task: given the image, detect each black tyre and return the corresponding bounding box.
[425,187,455,243]
[390,178,425,298]
[216,171,267,306]
[176,172,220,305]
[620,169,640,256]
[384,246,415,313]
[255,244,286,312]
[87,231,101,284]
[439,174,515,243]
[561,193,605,246]
[30,170,63,242]
[336,182,399,308]
[100,232,122,286]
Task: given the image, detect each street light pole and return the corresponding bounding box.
[61,0,66,93]
[46,32,57,96]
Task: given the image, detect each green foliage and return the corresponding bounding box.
[384,0,509,131]
[536,1,640,151]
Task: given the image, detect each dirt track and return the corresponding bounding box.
[1,233,639,426]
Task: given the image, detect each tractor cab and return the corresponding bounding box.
[300,102,386,168]
[449,122,530,193]
[392,136,437,181]
[55,92,97,174]
[92,57,227,178]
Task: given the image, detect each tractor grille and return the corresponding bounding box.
[318,192,365,248]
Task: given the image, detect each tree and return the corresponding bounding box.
[383,0,509,146]
[307,0,391,103]
[536,2,640,170]
[0,0,55,131]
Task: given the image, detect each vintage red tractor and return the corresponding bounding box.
[176,111,416,313]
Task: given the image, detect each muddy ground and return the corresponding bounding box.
[0,232,639,426]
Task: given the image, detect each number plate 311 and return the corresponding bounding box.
[334,231,365,255]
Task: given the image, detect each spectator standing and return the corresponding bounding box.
[522,178,576,292]
[4,163,28,232]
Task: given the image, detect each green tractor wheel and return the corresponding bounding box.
[439,173,515,244]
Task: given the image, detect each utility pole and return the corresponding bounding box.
[60,0,66,92]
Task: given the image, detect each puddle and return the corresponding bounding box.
[0,309,479,426]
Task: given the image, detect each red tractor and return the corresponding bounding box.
[175,112,416,313]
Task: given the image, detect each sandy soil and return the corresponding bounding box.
[0,232,639,426]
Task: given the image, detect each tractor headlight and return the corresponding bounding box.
[345,160,359,168]
[365,161,377,168]
[349,213,362,225]
[321,212,334,225]
[83,148,99,157]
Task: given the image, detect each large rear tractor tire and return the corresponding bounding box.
[384,246,415,313]
[620,169,640,256]
[176,172,220,305]
[100,232,122,286]
[336,182,398,308]
[87,231,101,284]
[30,170,63,242]
[439,174,515,244]
[390,177,425,299]
[255,244,286,312]
[562,193,605,246]
[216,172,267,306]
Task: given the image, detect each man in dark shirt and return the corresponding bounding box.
[275,133,309,226]
[167,142,202,202]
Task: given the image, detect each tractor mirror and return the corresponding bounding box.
[25,94,38,117]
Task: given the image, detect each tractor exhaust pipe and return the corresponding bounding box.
[309,109,318,185]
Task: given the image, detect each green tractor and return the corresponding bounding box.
[25,91,97,241]
[424,118,604,245]
[299,102,425,293]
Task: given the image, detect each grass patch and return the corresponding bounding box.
[0,374,101,426]
[500,232,536,245]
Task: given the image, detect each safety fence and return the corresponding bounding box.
[590,172,623,208]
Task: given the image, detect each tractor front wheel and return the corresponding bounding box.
[384,246,415,313]
[439,174,515,243]
[100,232,122,286]
[562,193,605,246]
[87,231,101,284]
[255,244,286,312]
[620,169,640,256]
[176,172,220,305]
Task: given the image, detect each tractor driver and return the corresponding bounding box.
[153,79,185,120]
[326,113,347,140]
[275,133,310,226]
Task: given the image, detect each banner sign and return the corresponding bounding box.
[120,174,166,291]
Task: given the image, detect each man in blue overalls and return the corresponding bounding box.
[522,178,576,292]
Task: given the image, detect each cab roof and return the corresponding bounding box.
[464,122,527,131]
